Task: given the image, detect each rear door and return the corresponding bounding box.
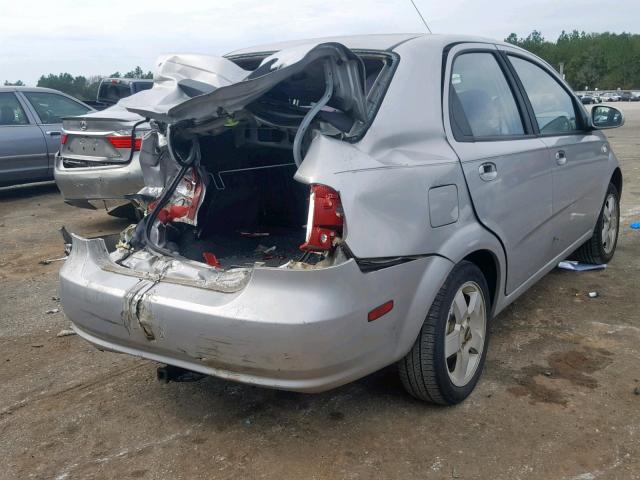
[503,50,609,256]
[0,91,49,186]
[443,44,554,295]
[20,91,91,175]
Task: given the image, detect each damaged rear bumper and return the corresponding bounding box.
[54,153,144,205]
[60,236,451,392]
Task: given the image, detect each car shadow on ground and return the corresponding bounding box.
[0,181,58,200]
[147,363,442,434]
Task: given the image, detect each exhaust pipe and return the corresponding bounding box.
[157,365,206,383]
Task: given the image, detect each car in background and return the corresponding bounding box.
[619,91,640,102]
[0,87,93,187]
[54,104,149,218]
[580,94,596,104]
[84,78,154,111]
[601,92,621,102]
[591,93,602,103]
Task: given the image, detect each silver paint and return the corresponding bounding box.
[59,34,622,393]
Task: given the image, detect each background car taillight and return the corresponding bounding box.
[106,135,142,151]
[300,184,343,252]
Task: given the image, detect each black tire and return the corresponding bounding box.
[107,202,144,221]
[398,261,491,405]
[573,183,620,265]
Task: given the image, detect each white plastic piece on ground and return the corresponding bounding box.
[557,261,607,272]
[56,329,76,337]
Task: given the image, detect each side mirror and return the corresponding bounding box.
[591,105,625,129]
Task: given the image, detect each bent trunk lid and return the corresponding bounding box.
[119,42,367,127]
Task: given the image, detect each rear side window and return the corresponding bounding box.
[98,82,132,104]
[132,82,153,93]
[0,92,29,125]
[23,92,90,124]
[508,56,580,135]
[450,52,524,139]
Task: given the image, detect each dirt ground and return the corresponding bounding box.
[1,104,639,480]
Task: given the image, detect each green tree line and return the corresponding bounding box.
[5,33,640,96]
[506,30,640,90]
[3,66,153,101]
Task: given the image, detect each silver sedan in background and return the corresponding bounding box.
[54,105,149,218]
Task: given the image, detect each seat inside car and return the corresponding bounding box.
[0,105,17,125]
[457,89,503,137]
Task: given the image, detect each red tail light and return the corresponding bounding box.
[60,133,68,145]
[106,135,142,151]
[300,184,343,252]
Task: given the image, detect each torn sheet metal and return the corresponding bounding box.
[120,42,367,125]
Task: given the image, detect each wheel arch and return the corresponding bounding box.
[610,167,623,196]
[462,249,499,314]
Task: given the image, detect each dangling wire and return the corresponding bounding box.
[142,127,200,257]
[409,0,432,33]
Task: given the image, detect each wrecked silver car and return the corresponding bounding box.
[59,34,623,404]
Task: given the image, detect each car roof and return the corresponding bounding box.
[0,86,70,94]
[101,78,153,83]
[225,33,506,56]
[0,86,93,109]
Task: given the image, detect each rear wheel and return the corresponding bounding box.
[573,183,620,264]
[399,261,490,405]
[107,202,144,221]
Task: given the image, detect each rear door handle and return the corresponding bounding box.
[478,162,498,181]
[555,150,567,165]
[46,131,61,136]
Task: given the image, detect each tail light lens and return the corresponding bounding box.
[300,184,343,252]
[60,133,68,145]
[106,135,142,151]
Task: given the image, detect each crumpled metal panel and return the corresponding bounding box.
[119,54,249,122]
[119,42,366,125]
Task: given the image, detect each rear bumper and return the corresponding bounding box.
[60,236,451,392]
[54,153,144,203]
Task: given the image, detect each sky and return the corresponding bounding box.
[1,0,639,85]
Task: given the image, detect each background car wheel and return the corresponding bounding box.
[107,202,144,221]
[398,261,491,405]
[573,182,620,265]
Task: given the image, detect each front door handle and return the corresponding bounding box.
[46,130,61,136]
[555,150,567,166]
[478,162,498,181]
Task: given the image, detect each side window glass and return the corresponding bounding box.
[450,52,524,138]
[22,92,90,124]
[509,56,580,134]
[0,93,29,126]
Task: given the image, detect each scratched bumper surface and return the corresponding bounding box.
[59,236,447,392]
[54,153,145,202]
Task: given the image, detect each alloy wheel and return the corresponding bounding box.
[444,281,487,387]
[601,193,618,255]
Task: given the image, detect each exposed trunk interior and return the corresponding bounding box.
[163,129,309,268]
[122,47,398,271]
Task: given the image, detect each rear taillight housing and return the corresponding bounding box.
[300,184,343,252]
[60,133,68,145]
[106,135,142,151]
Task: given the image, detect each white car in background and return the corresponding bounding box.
[601,92,621,102]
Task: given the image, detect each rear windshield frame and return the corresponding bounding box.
[225,49,400,143]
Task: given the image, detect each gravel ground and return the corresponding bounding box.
[1,103,639,480]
